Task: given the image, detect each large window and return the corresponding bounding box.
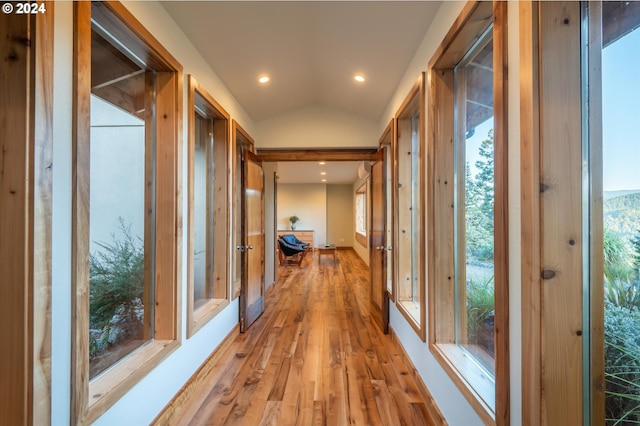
[187,76,230,337]
[394,74,425,338]
[428,2,507,423]
[73,2,182,422]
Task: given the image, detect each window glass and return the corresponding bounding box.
[193,110,213,309]
[356,184,367,237]
[601,3,640,423]
[89,29,152,379]
[396,81,423,327]
[454,32,495,375]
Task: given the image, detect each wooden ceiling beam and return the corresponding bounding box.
[256,148,379,162]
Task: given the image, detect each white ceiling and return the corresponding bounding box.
[276,161,362,184]
[162,1,441,123]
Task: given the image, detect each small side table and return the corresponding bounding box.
[317,244,337,265]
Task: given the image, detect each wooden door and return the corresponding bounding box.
[240,150,265,332]
[369,150,389,333]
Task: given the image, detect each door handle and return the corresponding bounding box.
[247,245,254,250]
[385,246,393,252]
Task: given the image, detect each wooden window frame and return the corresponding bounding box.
[187,75,231,338]
[355,182,368,247]
[72,2,183,423]
[394,74,426,340]
[427,2,508,424]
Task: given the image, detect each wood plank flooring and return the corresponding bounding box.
[167,249,438,425]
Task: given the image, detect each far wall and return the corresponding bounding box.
[278,183,357,250]
[277,184,327,246]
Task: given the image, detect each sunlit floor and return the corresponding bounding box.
[162,249,441,425]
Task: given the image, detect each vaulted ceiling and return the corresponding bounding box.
[162,1,442,124]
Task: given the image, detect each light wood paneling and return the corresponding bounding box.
[540,2,583,423]
[1,5,54,424]
[518,2,542,423]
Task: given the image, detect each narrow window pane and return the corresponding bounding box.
[601,5,640,423]
[454,33,495,375]
[89,27,151,378]
[411,113,421,305]
[396,95,422,324]
[193,112,213,309]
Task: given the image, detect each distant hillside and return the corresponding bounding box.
[604,191,640,240]
[604,189,640,200]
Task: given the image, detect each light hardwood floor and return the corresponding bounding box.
[164,249,440,425]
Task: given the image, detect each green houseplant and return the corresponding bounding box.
[289,215,300,230]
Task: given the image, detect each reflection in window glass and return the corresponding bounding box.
[89,28,152,378]
[396,94,422,324]
[454,31,495,374]
[193,111,214,309]
[601,4,640,423]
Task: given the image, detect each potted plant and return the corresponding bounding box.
[289,215,300,230]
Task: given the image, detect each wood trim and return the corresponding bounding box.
[518,2,541,423]
[151,325,241,425]
[388,327,448,425]
[0,5,54,424]
[32,5,55,425]
[256,148,378,162]
[72,3,93,422]
[187,75,230,339]
[492,2,509,424]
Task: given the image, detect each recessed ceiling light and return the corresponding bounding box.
[320,172,327,175]
[259,76,270,83]
[321,179,327,182]
[319,161,326,165]
[354,74,365,82]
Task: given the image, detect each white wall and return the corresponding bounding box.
[326,184,355,248]
[255,104,379,149]
[50,2,256,424]
[277,184,327,246]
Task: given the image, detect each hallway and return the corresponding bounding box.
[161,250,442,425]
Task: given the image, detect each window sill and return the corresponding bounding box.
[355,232,367,247]
[188,298,230,338]
[396,299,425,340]
[87,339,179,423]
[430,343,495,425]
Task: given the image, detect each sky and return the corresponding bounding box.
[603,27,640,192]
[464,26,640,193]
